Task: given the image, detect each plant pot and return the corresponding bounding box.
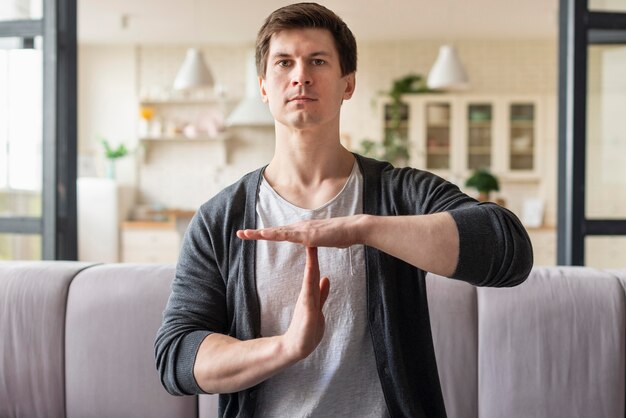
[478,192,490,202]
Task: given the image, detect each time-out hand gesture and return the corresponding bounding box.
[282,247,331,361]
[237,215,368,249]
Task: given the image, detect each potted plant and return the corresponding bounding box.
[360,73,435,165]
[101,138,128,179]
[465,168,500,202]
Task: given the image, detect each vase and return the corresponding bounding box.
[106,160,116,180]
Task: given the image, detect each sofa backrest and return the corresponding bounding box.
[64,263,197,418]
[427,267,626,418]
[0,262,92,418]
[426,273,479,418]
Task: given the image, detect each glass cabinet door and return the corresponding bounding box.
[384,101,409,143]
[425,103,451,170]
[509,103,535,170]
[467,104,493,170]
[382,101,410,165]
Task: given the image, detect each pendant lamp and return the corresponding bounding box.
[427,44,469,90]
[173,48,214,91]
[226,51,274,126]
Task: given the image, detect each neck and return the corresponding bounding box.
[263,122,356,209]
[266,121,354,185]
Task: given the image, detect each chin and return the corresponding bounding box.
[282,115,321,129]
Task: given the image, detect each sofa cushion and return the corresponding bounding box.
[198,394,219,418]
[426,273,478,418]
[0,261,93,418]
[65,263,197,418]
[477,267,626,418]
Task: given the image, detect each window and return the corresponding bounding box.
[558,0,626,266]
[0,0,77,260]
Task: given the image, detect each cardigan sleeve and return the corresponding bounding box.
[447,202,533,286]
[395,167,533,287]
[154,208,228,396]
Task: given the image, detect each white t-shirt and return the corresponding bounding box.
[254,162,389,417]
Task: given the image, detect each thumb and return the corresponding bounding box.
[319,277,330,309]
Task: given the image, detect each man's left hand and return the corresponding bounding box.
[236,214,368,248]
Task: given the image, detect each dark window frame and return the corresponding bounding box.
[558,0,626,265]
[0,0,77,260]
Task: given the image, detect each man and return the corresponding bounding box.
[155,3,533,417]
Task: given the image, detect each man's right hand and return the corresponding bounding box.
[193,246,330,394]
[282,247,331,361]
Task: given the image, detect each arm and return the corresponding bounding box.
[237,201,533,287]
[237,212,458,277]
[193,247,330,393]
[156,179,333,396]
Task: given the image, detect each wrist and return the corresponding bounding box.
[276,335,303,365]
[356,214,375,246]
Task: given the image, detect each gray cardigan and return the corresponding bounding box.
[155,154,533,418]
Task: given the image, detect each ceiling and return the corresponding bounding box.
[78,0,559,45]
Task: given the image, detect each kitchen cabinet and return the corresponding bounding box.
[378,94,545,182]
[121,221,180,263]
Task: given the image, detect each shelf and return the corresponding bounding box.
[384,122,409,129]
[510,120,534,126]
[139,132,231,164]
[468,146,491,154]
[427,148,451,155]
[139,98,235,106]
[510,150,534,156]
[139,133,229,142]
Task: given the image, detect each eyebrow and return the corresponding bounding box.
[270,51,332,60]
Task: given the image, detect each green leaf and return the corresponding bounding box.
[100,138,128,160]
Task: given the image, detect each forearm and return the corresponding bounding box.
[194,333,297,394]
[361,212,459,277]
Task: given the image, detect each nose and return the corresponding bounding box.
[291,62,312,86]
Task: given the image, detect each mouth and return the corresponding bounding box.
[287,95,317,103]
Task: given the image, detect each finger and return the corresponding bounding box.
[302,247,320,303]
[319,277,330,309]
[236,229,267,240]
[237,228,295,242]
[305,246,320,277]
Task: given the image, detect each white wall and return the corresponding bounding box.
[78,38,558,217]
[78,44,137,191]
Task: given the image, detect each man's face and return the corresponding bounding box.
[260,28,355,130]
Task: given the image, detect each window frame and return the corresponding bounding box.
[0,0,77,260]
[558,0,626,265]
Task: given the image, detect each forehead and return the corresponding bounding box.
[268,28,338,57]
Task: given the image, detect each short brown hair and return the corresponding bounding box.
[255,2,357,78]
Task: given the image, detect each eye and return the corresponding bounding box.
[277,60,291,67]
[312,59,326,66]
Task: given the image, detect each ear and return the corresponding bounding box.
[342,72,356,100]
[259,76,269,103]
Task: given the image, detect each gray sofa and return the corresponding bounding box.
[1,261,624,418]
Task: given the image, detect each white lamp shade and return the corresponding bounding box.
[226,50,274,126]
[173,48,214,91]
[427,45,469,90]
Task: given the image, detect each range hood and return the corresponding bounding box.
[227,51,274,127]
